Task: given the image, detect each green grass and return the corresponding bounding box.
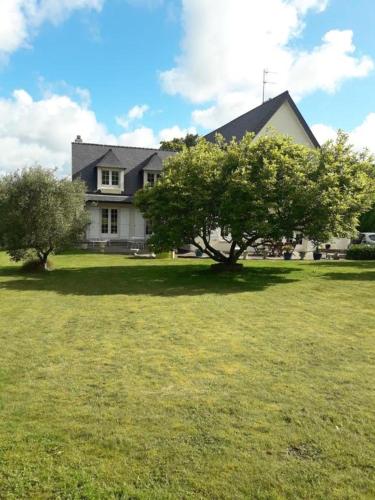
[0,252,374,499]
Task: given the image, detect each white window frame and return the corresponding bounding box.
[98,168,123,191]
[101,208,119,235]
[144,170,162,187]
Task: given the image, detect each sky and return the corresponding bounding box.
[0,0,375,176]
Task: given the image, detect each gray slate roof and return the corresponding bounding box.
[204,91,320,147]
[97,148,122,168]
[72,90,319,199]
[72,143,174,196]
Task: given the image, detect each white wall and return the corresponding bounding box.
[86,205,146,240]
[256,100,315,147]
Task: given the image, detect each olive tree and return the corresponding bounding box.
[0,166,89,269]
[135,132,374,269]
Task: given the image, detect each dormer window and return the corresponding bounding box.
[145,172,161,187]
[101,169,119,187]
[102,170,110,185]
[112,170,119,186]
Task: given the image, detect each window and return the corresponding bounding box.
[101,208,109,233]
[102,170,110,185]
[111,209,118,234]
[111,170,119,186]
[100,169,120,188]
[146,172,161,187]
[147,173,155,187]
[101,208,118,234]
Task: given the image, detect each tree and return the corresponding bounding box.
[0,166,89,269]
[359,205,375,232]
[159,133,199,152]
[303,132,375,247]
[135,132,375,269]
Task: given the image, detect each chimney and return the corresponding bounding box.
[75,135,83,143]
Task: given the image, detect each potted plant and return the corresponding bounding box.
[283,244,294,260]
[313,241,322,261]
[298,250,306,260]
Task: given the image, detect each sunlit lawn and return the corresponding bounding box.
[0,251,374,499]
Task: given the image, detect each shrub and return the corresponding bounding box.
[346,244,375,260]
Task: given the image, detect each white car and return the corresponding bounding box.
[357,233,375,245]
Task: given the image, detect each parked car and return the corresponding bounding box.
[352,233,375,245]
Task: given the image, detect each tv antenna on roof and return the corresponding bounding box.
[262,69,277,103]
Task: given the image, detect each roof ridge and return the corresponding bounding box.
[205,90,290,138]
[72,141,162,152]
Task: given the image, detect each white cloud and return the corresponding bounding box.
[116,104,150,129]
[0,88,116,176]
[160,0,373,129]
[0,88,195,176]
[118,124,197,148]
[311,123,337,144]
[118,127,157,148]
[158,125,197,141]
[312,115,375,154]
[0,0,104,61]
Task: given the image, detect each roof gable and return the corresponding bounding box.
[204,91,319,147]
[96,148,122,168]
[142,153,164,171]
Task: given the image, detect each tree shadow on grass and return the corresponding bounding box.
[316,261,375,282]
[0,263,301,297]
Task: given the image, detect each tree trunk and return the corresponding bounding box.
[210,248,243,272]
[37,251,51,271]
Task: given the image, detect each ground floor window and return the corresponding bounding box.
[111,209,118,234]
[101,208,118,234]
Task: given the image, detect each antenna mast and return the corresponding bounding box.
[262,69,276,103]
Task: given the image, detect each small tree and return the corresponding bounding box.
[0,166,89,269]
[160,133,199,152]
[136,132,374,269]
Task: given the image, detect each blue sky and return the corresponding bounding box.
[0,0,374,174]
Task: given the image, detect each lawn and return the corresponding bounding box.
[0,252,374,499]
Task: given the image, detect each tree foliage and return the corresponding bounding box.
[359,205,375,232]
[136,132,375,266]
[0,166,89,269]
[159,133,199,152]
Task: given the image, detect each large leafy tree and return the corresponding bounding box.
[0,166,89,269]
[159,133,199,152]
[359,205,375,232]
[136,132,375,268]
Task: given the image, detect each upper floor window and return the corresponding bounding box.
[102,170,110,185]
[111,170,119,186]
[101,169,120,187]
[146,172,161,187]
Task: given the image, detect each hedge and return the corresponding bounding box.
[346,244,375,260]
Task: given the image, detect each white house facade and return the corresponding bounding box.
[72,90,348,252]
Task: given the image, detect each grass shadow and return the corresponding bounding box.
[0,263,301,297]
[316,260,375,282]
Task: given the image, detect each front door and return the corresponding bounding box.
[101,208,119,238]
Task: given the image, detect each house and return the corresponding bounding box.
[72,90,322,249]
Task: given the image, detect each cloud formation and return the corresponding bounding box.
[116,104,150,129]
[0,89,195,176]
[312,114,375,155]
[160,0,373,129]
